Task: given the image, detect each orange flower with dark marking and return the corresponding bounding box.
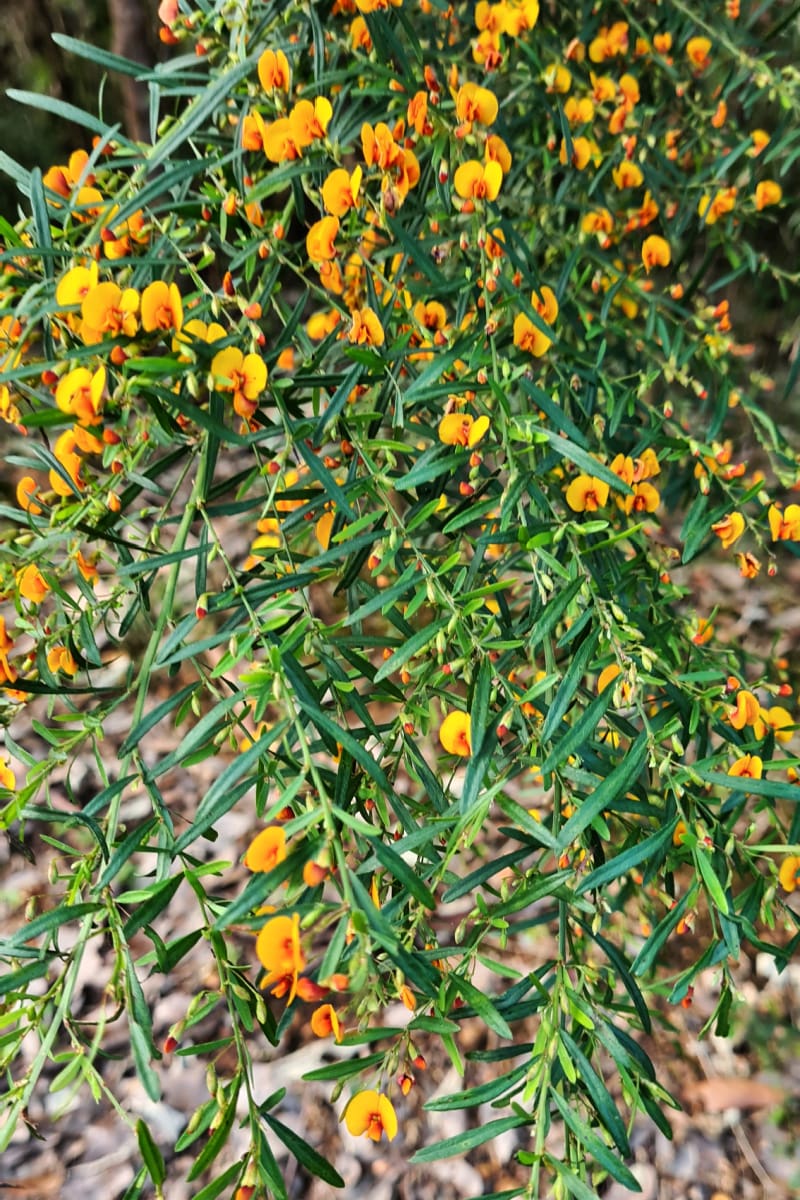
[141,281,183,334]
[565,474,609,513]
[439,710,472,756]
[255,913,305,1002]
[343,1091,398,1142]
[310,1004,341,1041]
[244,827,287,872]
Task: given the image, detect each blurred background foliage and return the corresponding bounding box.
[0,0,160,215]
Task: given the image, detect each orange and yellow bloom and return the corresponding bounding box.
[778,855,800,892]
[711,512,745,549]
[141,280,183,334]
[342,1091,398,1142]
[55,365,106,425]
[310,1004,341,1041]
[255,913,305,1002]
[439,710,472,757]
[211,346,268,421]
[244,827,287,873]
[565,474,610,513]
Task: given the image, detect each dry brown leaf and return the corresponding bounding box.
[691,1077,785,1113]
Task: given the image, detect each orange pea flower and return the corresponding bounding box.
[255,913,305,1002]
[55,365,106,425]
[565,474,609,513]
[0,758,15,790]
[778,854,800,892]
[691,618,714,645]
[728,689,763,733]
[310,1004,341,1041]
[17,563,50,605]
[438,412,490,448]
[343,1091,398,1142]
[711,512,745,548]
[564,96,595,125]
[47,646,78,675]
[727,754,762,780]
[761,706,794,744]
[244,827,287,872]
[262,117,304,163]
[513,286,558,357]
[597,663,621,693]
[612,161,643,189]
[455,82,499,131]
[623,482,660,515]
[736,551,761,579]
[362,122,402,171]
[485,134,512,172]
[769,504,800,541]
[81,281,140,344]
[686,36,711,71]
[439,710,472,757]
[543,64,572,93]
[0,617,17,684]
[321,166,362,217]
[56,262,99,308]
[582,208,613,238]
[698,188,736,225]
[315,510,335,550]
[290,97,332,148]
[347,306,384,347]
[211,346,268,421]
[257,48,291,93]
[559,136,599,170]
[17,476,43,516]
[306,216,340,262]
[141,281,183,334]
[755,180,782,211]
[453,159,503,202]
[641,235,670,273]
[50,430,84,496]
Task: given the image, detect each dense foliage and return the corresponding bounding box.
[1,1,799,1196]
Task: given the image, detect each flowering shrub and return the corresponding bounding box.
[1,0,799,1195]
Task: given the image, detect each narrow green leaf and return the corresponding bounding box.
[118,684,197,756]
[122,874,184,939]
[0,903,102,951]
[146,59,252,170]
[262,1112,345,1188]
[136,1119,166,1188]
[694,849,730,914]
[52,32,150,78]
[367,836,436,909]
[555,732,648,854]
[424,1062,528,1111]
[527,578,584,653]
[548,1156,605,1200]
[455,976,513,1040]
[0,957,52,997]
[540,685,612,775]
[550,1090,641,1191]
[631,890,692,976]
[189,1162,245,1200]
[130,1022,160,1102]
[374,617,447,682]
[559,1029,630,1156]
[540,630,600,744]
[6,90,127,140]
[303,1052,385,1082]
[537,428,632,495]
[410,1115,528,1162]
[576,820,675,896]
